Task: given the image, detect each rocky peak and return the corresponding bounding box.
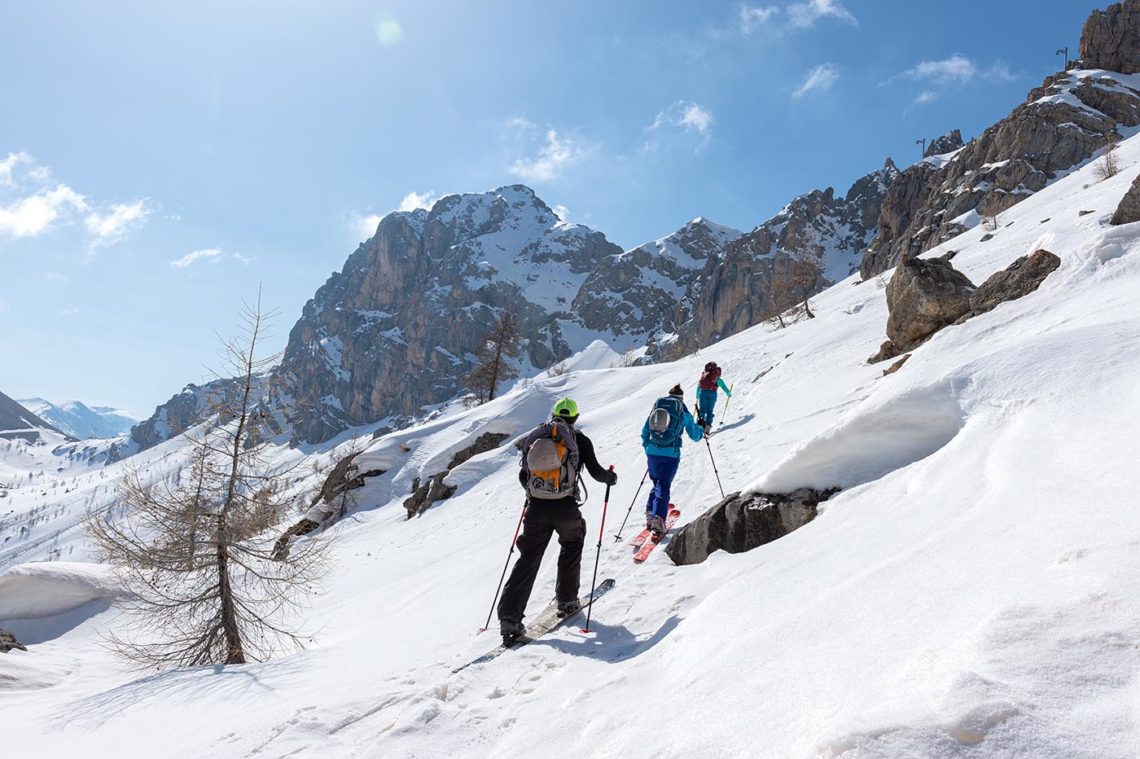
[1081,0,1140,74]
[573,217,743,340]
[276,186,625,444]
[662,160,897,356]
[923,130,964,158]
[861,32,1140,279]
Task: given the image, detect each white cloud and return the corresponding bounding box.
[508,129,585,183]
[739,4,779,32]
[786,0,857,28]
[0,151,32,187]
[0,185,88,238]
[398,191,437,212]
[883,54,1015,87]
[169,247,223,269]
[57,308,80,317]
[351,212,383,240]
[0,152,151,246]
[644,101,715,152]
[552,204,570,221]
[913,90,939,106]
[679,104,714,133]
[85,199,152,248]
[793,63,840,98]
[232,252,254,265]
[739,0,856,33]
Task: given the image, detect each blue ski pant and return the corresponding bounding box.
[645,454,680,520]
[696,388,718,426]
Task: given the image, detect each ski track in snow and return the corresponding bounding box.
[5,130,1140,759]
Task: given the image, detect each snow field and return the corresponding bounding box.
[3,133,1140,757]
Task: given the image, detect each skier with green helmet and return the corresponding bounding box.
[498,397,617,646]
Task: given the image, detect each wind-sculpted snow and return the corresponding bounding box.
[750,380,967,493]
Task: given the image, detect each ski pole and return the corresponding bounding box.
[479,499,528,633]
[582,465,614,634]
[720,383,735,427]
[705,436,725,499]
[613,468,649,541]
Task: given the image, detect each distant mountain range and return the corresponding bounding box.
[0,391,72,443]
[17,398,136,440]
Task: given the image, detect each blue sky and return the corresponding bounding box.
[0,0,1102,418]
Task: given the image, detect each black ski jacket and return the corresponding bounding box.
[518,427,613,504]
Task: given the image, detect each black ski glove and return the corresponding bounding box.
[606,470,618,486]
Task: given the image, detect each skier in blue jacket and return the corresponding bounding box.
[640,385,704,536]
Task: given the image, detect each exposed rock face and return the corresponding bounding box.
[277,186,625,444]
[665,488,836,566]
[869,254,976,363]
[574,218,742,340]
[447,431,510,470]
[1081,0,1140,74]
[924,129,964,158]
[403,473,457,519]
[0,628,26,653]
[862,61,1140,278]
[1111,172,1140,224]
[113,375,281,458]
[871,250,1062,363]
[968,249,1062,316]
[667,161,899,356]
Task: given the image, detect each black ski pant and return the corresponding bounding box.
[497,499,586,624]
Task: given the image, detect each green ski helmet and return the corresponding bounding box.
[552,397,579,421]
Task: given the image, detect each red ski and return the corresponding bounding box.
[633,508,680,563]
[630,503,674,548]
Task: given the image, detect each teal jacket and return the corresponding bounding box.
[641,402,704,459]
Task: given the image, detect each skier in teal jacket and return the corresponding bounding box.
[695,361,731,429]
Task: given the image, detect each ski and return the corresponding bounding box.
[633,508,680,563]
[630,503,674,548]
[453,578,616,673]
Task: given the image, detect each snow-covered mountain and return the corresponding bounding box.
[667,159,900,355]
[574,217,743,341]
[0,390,71,444]
[17,398,136,440]
[4,114,1140,756]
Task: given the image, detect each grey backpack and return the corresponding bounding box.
[521,419,580,500]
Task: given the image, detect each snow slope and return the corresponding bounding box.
[4,136,1140,758]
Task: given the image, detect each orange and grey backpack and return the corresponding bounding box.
[520,419,581,500]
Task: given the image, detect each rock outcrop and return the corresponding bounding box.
[403,473,457,519]
[923,129,964,158]
[861,32,1140,280]
[666,488,836,566]
[666,160,899,356]
[871,249,1062,363]
[968,249,1062,316]
[0,628,27,653]
[403,431,510,518]
[1081,0,1140,74]
[1111,172,1140,224]
[870,254,976,362]
[447,432,511,470]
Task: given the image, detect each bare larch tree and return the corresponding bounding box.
[88,294,325,668]
[763,257,822,328]
[464,309,521,404]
